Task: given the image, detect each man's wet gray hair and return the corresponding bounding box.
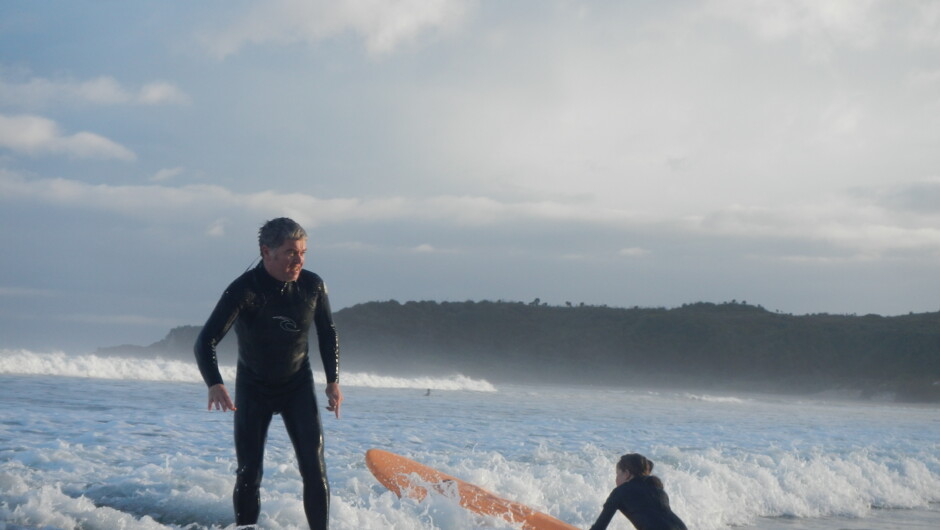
[258,217,307,255]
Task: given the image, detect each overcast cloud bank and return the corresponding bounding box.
[1,1,939,350]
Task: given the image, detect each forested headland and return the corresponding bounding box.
[100,300,940,402]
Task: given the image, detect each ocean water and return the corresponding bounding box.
[1,349,939,530]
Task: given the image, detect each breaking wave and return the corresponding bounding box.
[0,349,496,392]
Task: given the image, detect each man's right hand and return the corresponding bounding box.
[208,383,236,412]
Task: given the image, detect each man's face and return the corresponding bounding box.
[262,238,306,282]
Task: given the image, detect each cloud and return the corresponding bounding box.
[0,72,190,109]
[207,218,226,237]
[0,171,610,229]
[908,1,940,48]
[136,82,190,105]
[704,0,884,48]
[692,191,940,257]
[200,0,472,58]
[373,0,940,224]
[0,113,136,160]
[4,171,940,261]
[703,0,940,60]
[151,167,185,182]
[865,177,940,215]
[619,247,651,258]
[411,243,460,254]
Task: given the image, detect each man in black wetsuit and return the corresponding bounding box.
[194,217,343,530]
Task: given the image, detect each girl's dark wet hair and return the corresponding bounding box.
[258,217,307,254]
[617,453,663,488]
[617,453,653,476]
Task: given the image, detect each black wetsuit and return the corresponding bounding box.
[194,264,339,530]
[589,476,688,530]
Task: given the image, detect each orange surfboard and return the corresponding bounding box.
[365,448,577,530]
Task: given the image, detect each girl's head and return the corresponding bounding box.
[615,453,655,486]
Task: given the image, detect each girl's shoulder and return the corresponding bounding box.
[635,475,665,490]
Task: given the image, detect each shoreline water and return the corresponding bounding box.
[2,352,939,529]
[740,504,940,529]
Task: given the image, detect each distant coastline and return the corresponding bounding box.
[98,299,940,403]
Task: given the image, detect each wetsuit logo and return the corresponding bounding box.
[272,316,300,332]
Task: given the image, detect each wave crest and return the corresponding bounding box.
[0,349,496,392]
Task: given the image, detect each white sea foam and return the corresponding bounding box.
[0,349,496,392]
[1,358,938,529]
[682,393,749,404]
[343,372,496,392]
[0,348,228,382]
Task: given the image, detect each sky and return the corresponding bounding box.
[1,0,939,352]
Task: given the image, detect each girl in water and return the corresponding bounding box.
[589,453,687,530]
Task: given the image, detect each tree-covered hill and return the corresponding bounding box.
[333,300,940,400]
[98,300,940,402]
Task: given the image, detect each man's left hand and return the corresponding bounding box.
[325,382,343,419]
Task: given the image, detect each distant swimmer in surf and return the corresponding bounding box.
[589,453,687,530]
[425,388,431,396]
